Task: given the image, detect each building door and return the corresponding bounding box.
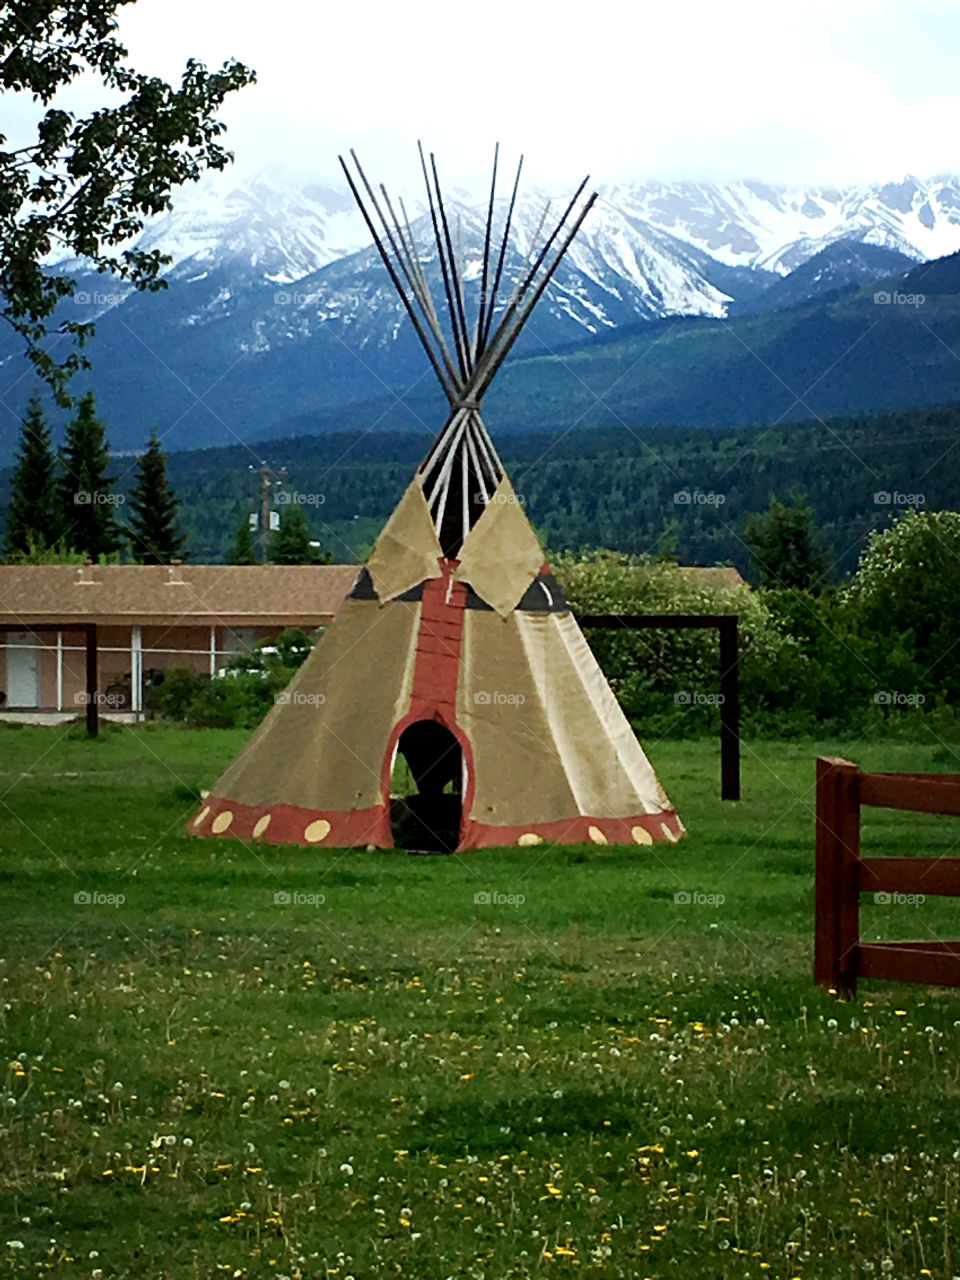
[6,632,41,707]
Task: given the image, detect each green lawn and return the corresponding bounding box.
[4,724,960,1278]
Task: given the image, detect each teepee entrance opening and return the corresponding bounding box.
[390,721,463,853]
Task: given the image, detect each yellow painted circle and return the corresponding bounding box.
[631,825,653,845]
[193,806,210,828]
[304,819,331,844]
[212,810,233,834]
[660,822,679,843]
[517,832,543,847]
[252,814,271,839]
[588,826,608,845]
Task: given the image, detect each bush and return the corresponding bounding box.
[145,628,319,729]
[144,667,206,721]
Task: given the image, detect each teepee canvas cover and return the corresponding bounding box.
[191,148,682,851]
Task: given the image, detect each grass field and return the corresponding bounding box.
[4,724,960,1278]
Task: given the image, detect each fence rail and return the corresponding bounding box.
[815,756,960,995]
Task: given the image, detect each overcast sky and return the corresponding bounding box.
[15,0,960,192]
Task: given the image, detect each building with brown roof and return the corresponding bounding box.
[0,563,358,713]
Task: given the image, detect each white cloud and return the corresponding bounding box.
[10,0,960,192]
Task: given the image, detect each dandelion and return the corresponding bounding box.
[340,1162,353,1176]
[826,1018,838,1030]
[182,1137,193,1148]
[279,1080,291,1090]
[881,1153,895,1165]
[880,1261,894,1274]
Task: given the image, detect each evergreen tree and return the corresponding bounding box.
[270,507,321,564]
[745,494,831,592]
[229,515,259,565]
[57,392,122,559]
[128,429,185,564]
[4,396,59,556]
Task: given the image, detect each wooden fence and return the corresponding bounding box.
[815,756,960,995]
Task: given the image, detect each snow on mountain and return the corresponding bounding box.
[604,175,960,275]
[133,176,371,284]
[122,170,960,328]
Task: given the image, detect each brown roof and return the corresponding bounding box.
[0,564,360,627]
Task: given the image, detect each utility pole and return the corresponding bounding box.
[249,462,287,564]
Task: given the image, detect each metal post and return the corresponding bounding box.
[56,630,63,712]
[85,624,98,739]
[209,625,217,678]
[131,624,142,716]
[719,617,740,801]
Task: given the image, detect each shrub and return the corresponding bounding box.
[145,629,318,729]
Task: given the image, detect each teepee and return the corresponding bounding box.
[191,146,683,852]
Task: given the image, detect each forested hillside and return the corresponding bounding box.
[139,402,960,573]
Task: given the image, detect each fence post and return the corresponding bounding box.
[719,617,740,801]
[85,624,99,739]
[815,756,860,996]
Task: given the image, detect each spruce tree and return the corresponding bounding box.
[229,516,259,565]
[745,494,831,592]
[270,507,319,564]
[4,396,59,556]
[57,392,122,559]
[128,429,185,564]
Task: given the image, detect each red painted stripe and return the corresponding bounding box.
[409,564,466,716]
[458,810,684,850]
[191,794,392,848]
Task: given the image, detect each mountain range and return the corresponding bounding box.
[2,171,960,459]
